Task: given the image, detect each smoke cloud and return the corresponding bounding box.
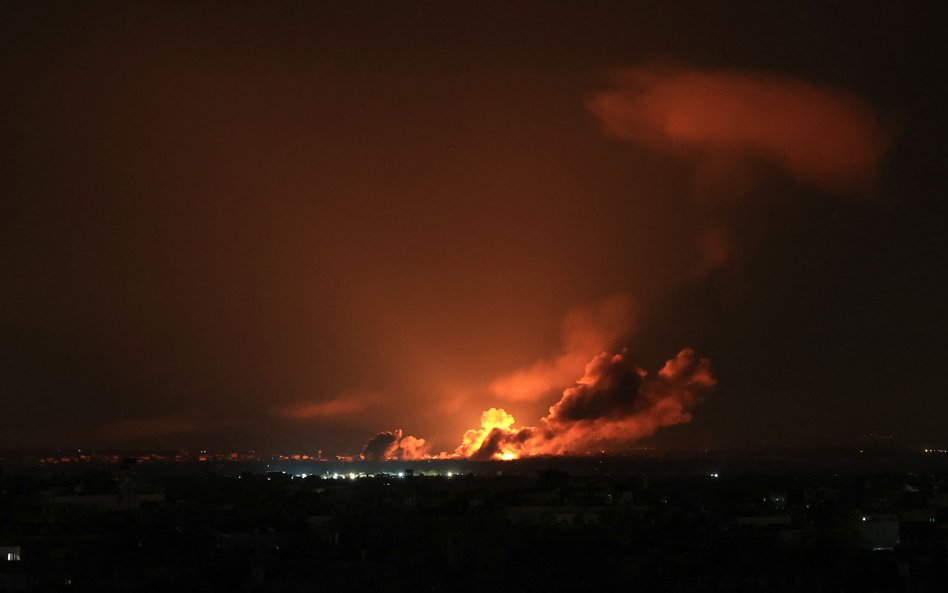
[457,348,715,459]
[488,294,635,401]
[588,64,890,195]
[361,429,430,461]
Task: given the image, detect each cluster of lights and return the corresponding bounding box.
[923,448,947,454]
[326,472,362,480]
[278,470,461,480]
[225,467,474,482]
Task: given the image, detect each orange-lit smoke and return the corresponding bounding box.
[456,348,715,460]
[488,294,635,401]
[361,428,431,461]
[588,64,891,195]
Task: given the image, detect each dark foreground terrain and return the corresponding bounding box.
[2,451,948,592]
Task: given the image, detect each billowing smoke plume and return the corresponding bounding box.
[488,294,635,401]
[456,348,715,459]
[588,64,891,195]
[361,429,430,461]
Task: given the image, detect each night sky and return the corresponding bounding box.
[2,2,945,455]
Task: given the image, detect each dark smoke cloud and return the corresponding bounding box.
[361,429,429,461]
[468,425,536,462]
[456,348,716,459]
[361,430,399,461]
[547,351,647,422]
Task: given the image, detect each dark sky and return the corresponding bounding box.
[1,1,945,454]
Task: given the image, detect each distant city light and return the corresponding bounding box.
[710,472,720,478]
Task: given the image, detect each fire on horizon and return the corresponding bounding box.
[1,2,944,457]
[363,346,715,461]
